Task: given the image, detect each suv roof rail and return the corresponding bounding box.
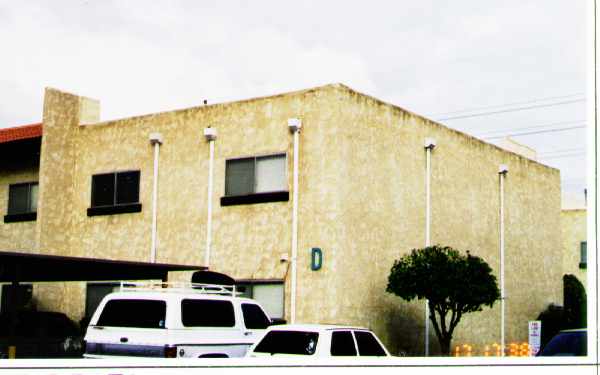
[118,281,241,296]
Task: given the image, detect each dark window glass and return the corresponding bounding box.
[8,183,38,214]
[354,331,386,356]
[91,173,116,207]
[116,171,140,204]
[253,331,319,355]
[96,299,166,329]
[330,331,357,356]
[181,299,235,327]
[242,303,271,329]
[580,242,587,265]
[225,158,254,196]
[91,171,140,207]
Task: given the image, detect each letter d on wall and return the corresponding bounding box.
[311,248,323,271]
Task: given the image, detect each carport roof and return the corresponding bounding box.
[0,251,204,283]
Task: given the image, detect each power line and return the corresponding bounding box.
[538,152,586,160]
[482,125,586,139]
[467,119,586,137]
[538,147,585,156]
[436,98,585,121]
[429,92,585,117]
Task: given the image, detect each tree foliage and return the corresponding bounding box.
[387,245,500,355]
[563,274,586,329]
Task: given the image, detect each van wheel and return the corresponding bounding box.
[199,353,229,358]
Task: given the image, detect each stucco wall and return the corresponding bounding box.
[289,86,562,355]
[32,84,563,355]
[561,209,587,284]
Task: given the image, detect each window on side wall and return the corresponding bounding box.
[87,171,142,216]
[4,182,38,223]
[579,241,587,269]
[221,153,288,206]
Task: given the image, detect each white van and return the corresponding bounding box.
[83,281,273,359]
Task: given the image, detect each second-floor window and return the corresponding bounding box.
[8,182,38,215]
[221,154,289,206]
[4,182,38,223]
[88,171,141,216]
[225,154,287,196]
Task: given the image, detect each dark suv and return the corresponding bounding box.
[537,329,587,356]
[0,311,84,358]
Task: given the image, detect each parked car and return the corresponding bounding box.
[0,311,84,358]
[246,324,390,358]
[537,329,587,356]
[83,281,274,359]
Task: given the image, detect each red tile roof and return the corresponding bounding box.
[0,123,42,144]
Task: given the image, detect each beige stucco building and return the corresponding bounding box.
[561,209,587,285]
[0,84,565,355]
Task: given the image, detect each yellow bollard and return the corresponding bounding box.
[454,345,461,357]
[484,345,490,356]
[8,346,16,359]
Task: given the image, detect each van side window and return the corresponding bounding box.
[241,303,270,329]
[97,300,166,328]
[354,331,386,356]
[181,299,235,327]
[330,331,357,356]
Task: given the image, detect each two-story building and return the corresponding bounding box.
[0,84,564,355]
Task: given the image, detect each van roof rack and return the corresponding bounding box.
[118,281,241,296]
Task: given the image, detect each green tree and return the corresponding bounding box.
[387,245,500,355]
[563,274,586,329]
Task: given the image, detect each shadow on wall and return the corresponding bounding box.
[385,302,440,356]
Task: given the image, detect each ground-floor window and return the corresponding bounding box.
[236,281,284,319]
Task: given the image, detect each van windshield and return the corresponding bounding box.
[254,331,319,355]
[96,299,166,329]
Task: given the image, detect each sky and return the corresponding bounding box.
[0,0,589,207]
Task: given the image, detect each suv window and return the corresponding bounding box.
[181,299,235,327]
[354,331,386,356]
[242,303,271,329]
[97,299,166,328]
[254,331,319,355]
[330,331,357,356]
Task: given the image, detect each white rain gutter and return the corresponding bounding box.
[288,118,302,324]
[149,132,163,263]
[424,138,436,356]
[204,127,217,267]
[499,164,508,356]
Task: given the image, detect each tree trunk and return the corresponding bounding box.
[439,335,452,356]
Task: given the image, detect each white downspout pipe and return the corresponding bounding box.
[149,132,163,263]
[203,127,217,268]
[288,118,302,324]
[424,138,436,356]
[499,164,508,356]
